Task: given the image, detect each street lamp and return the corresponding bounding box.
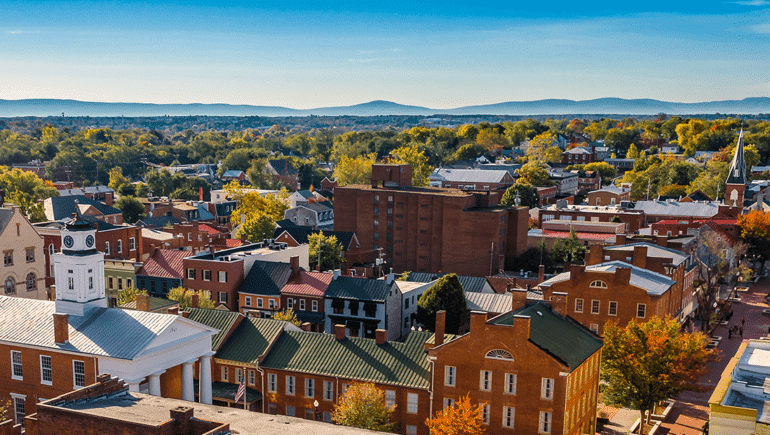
[314,399,320,421]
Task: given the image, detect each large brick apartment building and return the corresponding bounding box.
[334,164,529,276]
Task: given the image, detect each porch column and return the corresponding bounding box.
[126,379,143,393]
[199,352,214,404]
[148,370,165,396]
[182,359,196,402]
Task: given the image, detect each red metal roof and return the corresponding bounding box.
[137,249,194,279]
[225,239,243,248]
[540,230,616,241]
[198,224,222,236]
[281,271,334,297]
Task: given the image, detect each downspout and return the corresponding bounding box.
[257,360,265,413]
[427,356,436,422]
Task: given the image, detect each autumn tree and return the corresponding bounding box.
[335,153,377,186]
[117,286,146,305]
[602,317,714,432]
[453,143,482,162]
[0,166,59,222]
[417,274,468,334]
[738,210,770,258]
[515,162,552,186]
[308,231,344,272]
[108,166,131,192]
[274,309,302,327]
[426,394,486,435]
[332,382,396,432]
[168,287,215,309]
[582,161,617,182]
[389,144,432,187]
[526,132,561,164]
[627,143,640,159]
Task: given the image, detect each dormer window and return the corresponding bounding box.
[589,280,608,288]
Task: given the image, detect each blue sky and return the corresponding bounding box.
[2,1,770,109]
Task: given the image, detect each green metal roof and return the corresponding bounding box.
[239,260,294,296]
[261,330,433,389]
[325,276,392,302]
[194,380,261,403]
[215,317,289,364]
[183,307,242,351]
[490,302,603,372]
[119,296,178,312]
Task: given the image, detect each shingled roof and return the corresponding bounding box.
[260,330,433,389]
[136,249,193,279]
[239,260,295,296]
[490,302,602,371]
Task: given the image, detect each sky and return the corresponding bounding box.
[2,1,770,109]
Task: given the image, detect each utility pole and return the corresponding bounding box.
[317,239,323,272]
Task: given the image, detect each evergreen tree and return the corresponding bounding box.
[417,274,467,334]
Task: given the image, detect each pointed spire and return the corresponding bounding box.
[726,129,747,185]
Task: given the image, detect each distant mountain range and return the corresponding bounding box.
[2,97,770,117]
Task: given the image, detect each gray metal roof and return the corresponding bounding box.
[590,185,628,195]
[430,168,510,184]
[539,261,675,295]
[405,272,489,293]
[465,292,512,313]
[633,200,720,218]
[58,186,114,196]
[0,208,13,236]
[603,242,688,266]
[0,296,207,360]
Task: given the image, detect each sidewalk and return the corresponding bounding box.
[600,407,638,434]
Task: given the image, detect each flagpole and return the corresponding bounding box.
[244,367,247,410]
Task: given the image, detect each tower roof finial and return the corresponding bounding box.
[726,129,747,185]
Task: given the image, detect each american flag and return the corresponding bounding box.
[234,378,246,403]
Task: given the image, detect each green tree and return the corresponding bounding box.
[108,166,131,192]
[274,309,302,327]
[237,212,276,242]
[335,153,377,186]
[627,143,640,159]
[550,228,586,263]
[500,183,539,208]
[525,132,558,163]
[453,143,482,162]
[583,162,617,182]
[168,287,215,309]
[602,317,714,432]
[332,382,396,432]
[117,286,146,305]
[115,196,145,224]
[515,162,552,186]
[389,144,433,187]
[309,231,344,272]
[218,148,254,176]
[0,166,59,221]
[417,274,468,334]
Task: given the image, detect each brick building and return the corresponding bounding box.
[430,303,603,435]
[562,146,595,165]
[272,226,365,267]
[334,164,529,276]
[162,221,228,252]
[56,186,115,206]
[238,259,297,316]
[574,170,602,194]
[586,185,631,206]
[266,160,299,191]
[136,248,194,297]
[43,195,123,225]
[280,270,333,332]
[538,203,646,234]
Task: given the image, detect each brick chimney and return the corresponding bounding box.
[655,235,668,248]
[615,266,632,284]
[209,246,216,255]
[136,293,151,312]
[53,313,69,344]
[469,311,486,332]
[170,406,194,430]
[549,292,568,316]
[615,234,627,246]
[301,322,312,332]
[570,263,585,281]
[511,288,528,311]
[167,307,179,315]
[512,314,531,337]
[290,256,300,275]
[538,264,545,283]
[632,245,648,269]
[587,245,604,266]
[191,293,200,309]
[334,324,346,341]
[434,311,446,346]
[375,329,387,345]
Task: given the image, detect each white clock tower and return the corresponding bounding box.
[53,213,107,316]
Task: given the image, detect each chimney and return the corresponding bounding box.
[375,329,387,345]
[615,234,627,246]
[209,246,216,255]
[538,264,545,283]
[301,322,312,332]
[632,245,648,269]
[333,269,341,279]
[152,245,160,257]
[469,311,486,332]
[240,233,246,242]
[170,406,194,429]
[167,307,179,315]
[334,324,346,341]
[434,311,446,346]
[385,272,394,285]
[136,293,151,312]
[290,256,300,275]
[615,266,632,284]
[512,314,531,337]
[53,313,69,344]
[94,221,99,230]
[191,293,200,309]
[182,310,190,318]
[549,292,568,316]
[587,245,604,266]
[655,235,668,248]
[511,288,528,311]
[570,263,585,281]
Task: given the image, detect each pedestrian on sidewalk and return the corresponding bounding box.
[740,325,744,337]
[742,317,746,327]
[729,327,733,339]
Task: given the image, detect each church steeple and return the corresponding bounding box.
[725,130,748,208]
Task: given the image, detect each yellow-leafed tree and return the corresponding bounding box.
[331,382,396,432]
[335,153,378,186]
[426,394,486,435]
[389,144,432,187]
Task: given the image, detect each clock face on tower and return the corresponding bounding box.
[63,235,74,249]
[85,235,94,248]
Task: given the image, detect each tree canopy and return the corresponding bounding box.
[500,183,539,208]
[331,382,396,432]
[417,274,468,334]
[116,196,145,224]
[309,231,344,272]
[426,394,486,435]
[168,287,215,309]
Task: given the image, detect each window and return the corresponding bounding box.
[445,366,456,386]
[590,324,599,334]
[324,412,333,423]
[299,299,305,311]
[480,370,492,391]
[219,292,228,304]
[539,411,552,433]
[286,405,295,417]
[591,300,600,314]
[385,390,395,409]
[574,299,583,313]
[505,373,517,394]
[234,368,243,383]
[404,298,409,309]
[287,298,294,309]
[25,248,34,263]
[68,277,74,291]
[40,355,52,385]
[268,403,277,415]
[187,269,196,280]
[117,240,122,253]
[373,219,379,229]
[203,270,211,281]
[73,360,86,388]
[305,378,314,398]
[637,303,646,318]
[3,350,26,385]
[130,237,136,250]
[486,349,514,361]
[221,366,229,382]
[312,300,318,312]
[268,299,275,309]
[541,378,554,399]
[324,381,334,401]
[108,277,113,289]
[105,242,110,255]
[374,207,379,215]
[4,277,15,295]
[12,396,24,425]
[482,404,490,425]
[248,370,256,385]
[444,398,455,408]
[218,271,227,283]
[503,406,515,428]
[26,273,36,291]
[48,244,54,256]
[187,233,192,242]
[406,425,417,435]
[407,393,418,413]
[89,276,93,290]
[257,298,263,308]
[3,251,12,266]
[589,280,607,288]
[286,375,295,395]
[608,301,618,316]
[268,374,277,392]
[245,296,252,306]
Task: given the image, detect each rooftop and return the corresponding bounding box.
[325,276,394,302]
[603,242,689,266]
[281,271,334,297]
[430,168,512,184]
[239,260,295,296]
[183,307,243,351]
[214,317,291,364]
[136,249,194,279]
[405,272,490,293]
[539,261,676,295]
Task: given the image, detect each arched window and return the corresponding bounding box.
[48,244,54,256]
[4,277,15,295]
[26,273,36,291]
[485,349,514,361]
[590,280,608,288]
